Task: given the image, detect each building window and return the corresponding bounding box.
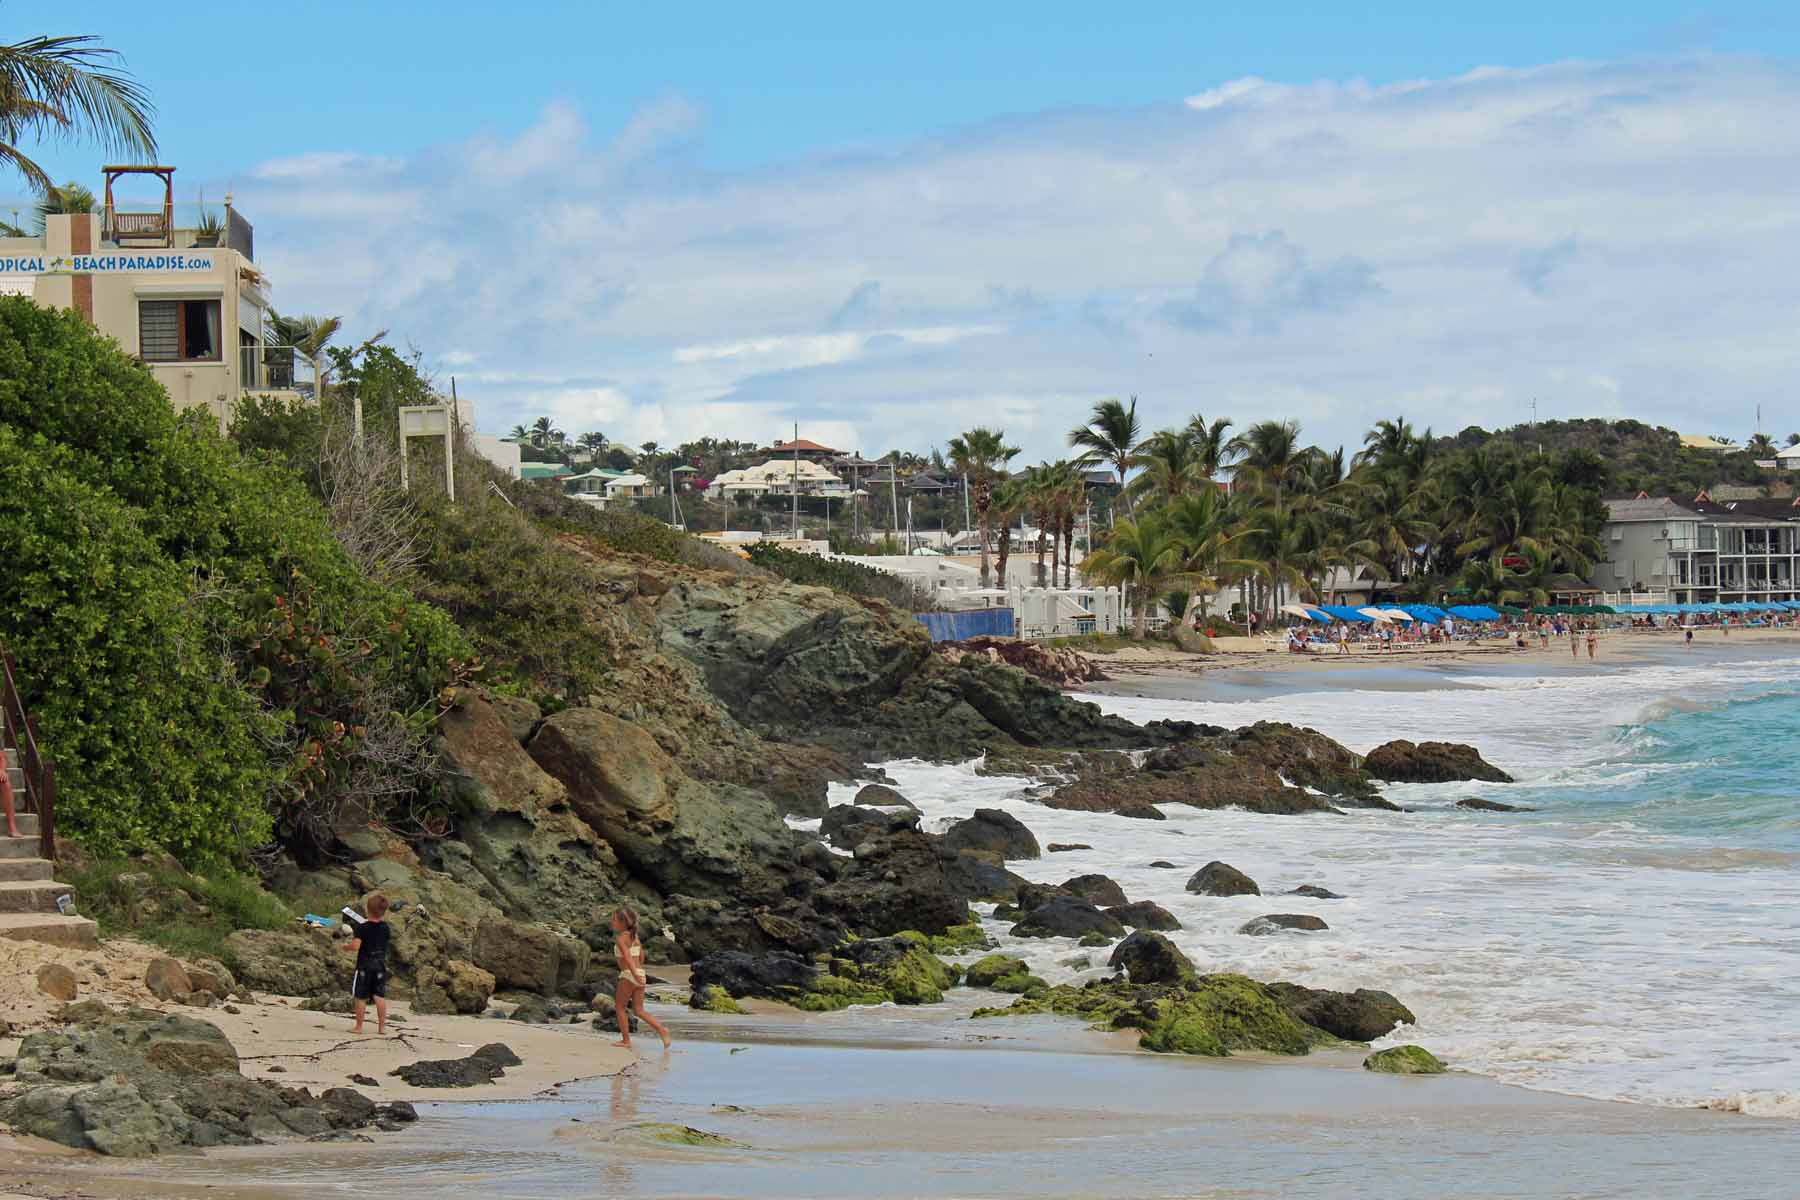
[138,299,221,362]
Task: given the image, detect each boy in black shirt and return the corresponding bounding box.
[345,892,392,1035]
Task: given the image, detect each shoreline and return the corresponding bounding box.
[5,997,1796,1200]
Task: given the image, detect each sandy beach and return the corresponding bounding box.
[5,999,1799,1200]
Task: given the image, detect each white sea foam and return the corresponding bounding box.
[840,655,1800,1113]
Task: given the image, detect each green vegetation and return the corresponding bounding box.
[1440,418,1782,498]
[691,985,747,1014]
[744,541,932,609]
[1069,405,1611,633]
[0,298,471,863]
[0,31,157,194]
[62,857,292,967]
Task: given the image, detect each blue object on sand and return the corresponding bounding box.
[301,914,339,928]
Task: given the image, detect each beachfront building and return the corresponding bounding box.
[1,166,307,426]
[709,459,848,498]
[1593,494,1800,605]
[765,437,842,464]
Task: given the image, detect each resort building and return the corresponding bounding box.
[708,459,848,498]
[0,166,306,426]
[765,437,842,464]
[1592,494,1800,604]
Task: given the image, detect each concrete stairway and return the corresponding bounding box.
[0,795,97,950]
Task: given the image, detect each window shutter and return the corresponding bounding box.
[139,301,180,361]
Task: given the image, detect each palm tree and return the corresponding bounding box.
[1068,397,1142,511]
[528,417,563,448]
[1185,414,1235,481]
[1081,514,1183,638]
[989,475,1030,590]
[1227,419,1307,508]
[576,431,608,461]
[946,426,1020,586]
[1126,429,1201,504]
[32,179,95,232]
[1164,487,1256,624]
[266,311,342,359]
[509,424,530,441]
[1,33,157,193]
[1747,432,1777,457]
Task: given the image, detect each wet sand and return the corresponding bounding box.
[8,999,1799,1200]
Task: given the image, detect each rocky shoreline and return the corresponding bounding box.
[4,541,1510,1157]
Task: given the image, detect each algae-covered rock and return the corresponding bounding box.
[616,1122,749,1149]
[964,953,1030,989]
[916,921,995,955]
[971,973,1332,1059]
[1060,874,1129,907]
[1364,1045,1446,1074]
[690,985,747,1014]
[802,937,958,1008]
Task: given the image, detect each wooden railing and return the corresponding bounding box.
[0,645,55,860]
[104,207,171,244]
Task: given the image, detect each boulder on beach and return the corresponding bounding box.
[1010,897,1127,941]
[940,809,1041,860]
[1047,843,1092,853]
[1288,885,1344,900]
[816,829,971,936]
[1187,861,1260,897]
[963,953,1030,989]
[1105,901,1181,931]
[1239,914,1328,936]
[1108,931,1194,985]
[391,1043,522,1089]
[1364,740,1512,784]
[1269,983,1414,1041]
[687,950,820,1003]
[223,927,341,997]
[35,962,78,1002]
[937,847,1030,904]
[1364,1045,1446,1074]
[1060,874,1129,908]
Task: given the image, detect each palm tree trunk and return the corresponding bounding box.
[1134,582,1148,638]
[978,505,992,587]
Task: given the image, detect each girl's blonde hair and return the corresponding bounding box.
[612,905,640,935]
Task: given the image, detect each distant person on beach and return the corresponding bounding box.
[1586,630,1598,659]
[1,745,19,840]
[1538,621,1550,650]
[1686,625,1694,647]
[345,892,391,1036]
[1571,624,1581,658]
[610,905,672,1051]
[1336,624,1351,654]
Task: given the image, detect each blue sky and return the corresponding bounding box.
[9,3,1800,457]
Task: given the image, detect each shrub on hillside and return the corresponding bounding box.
[0,298,472,863]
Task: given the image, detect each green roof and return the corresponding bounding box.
[519,464,561,479]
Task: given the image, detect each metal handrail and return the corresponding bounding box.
[0,645,55,860]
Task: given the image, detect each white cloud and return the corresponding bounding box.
[235,57,1800,462]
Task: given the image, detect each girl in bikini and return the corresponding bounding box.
[610,905,672,1051]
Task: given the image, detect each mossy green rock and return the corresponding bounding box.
[618,1122,749,1148]
[1363,1045,1446,1074]
[972,973,1330,1058]
[1078,931,1114,948]
[993,972,1049,994]
[964,953,1029,988]
[690,985,746,1014]
[916,922,996,955]
[792,937,958,1009]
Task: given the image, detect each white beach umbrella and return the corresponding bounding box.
[1357,606,1391,622]
[1381,608,1415,621]
[1279,603,1317,619]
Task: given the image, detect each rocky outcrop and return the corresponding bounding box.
[937,848,1029,904]
[1108,931,1194,985]
[963,953,1031,989]
[815,830,969,937]
[223,928,341,997]
[411,959,495,1016]
[820,803,919,850]
[1043,722,1399,817]
[1289,884,1344,899]
[940,809,1041,860]
[1010,898,1126,941]
[1239,914,1328,936]
[685,937,957,1010]
[434,691,626,928]
[934,637,1107,688]
[853,783,916,810]
[1364,740,1513,784]
[1268,983,1414,1042]
[1187,861,1260,897]
[2,1010,396,1155]
[687,950,820,1002]
[1105,901,1181,931]
[472,917,590,996]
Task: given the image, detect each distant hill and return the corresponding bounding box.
[1437,418,1790,498]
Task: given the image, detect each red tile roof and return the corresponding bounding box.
[769,438,841,453]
